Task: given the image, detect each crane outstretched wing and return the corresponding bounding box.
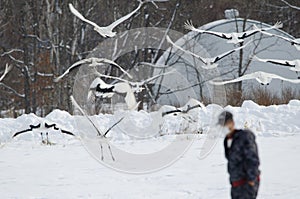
[69,4,101,30]
[210,74,257,85]
[13,123,41,138]
[213,40,252,63]
[166,35,207,64]
[253,56,295,67]
[107,1,143,31]
[268,73,300,84]
[61,129,75,136]
[184,20,232,40]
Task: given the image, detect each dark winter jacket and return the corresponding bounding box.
[224,129,260,183]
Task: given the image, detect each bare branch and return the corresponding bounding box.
[0,83,25,98]
[280,0,300,10]
[0,49,24,57]
[0,64,13,82]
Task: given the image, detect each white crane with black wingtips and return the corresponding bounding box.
[71,96,124,161]
[12,122,75,145]
[255,29,300,51]
[166,35,252,69]
[88,77,140,110]
[184,20,282,44]
[253,55,300,78]
[69,0,168,38]
[54,57,132,82]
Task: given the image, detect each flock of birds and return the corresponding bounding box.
[167,20,300,85]
[1,0,299,105]
[1,0,300,161]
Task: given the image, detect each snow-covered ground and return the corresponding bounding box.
[0,100,300,198]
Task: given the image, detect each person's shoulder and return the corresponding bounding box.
[243,129,255,135]
[237,129,255,139]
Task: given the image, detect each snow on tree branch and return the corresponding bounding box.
[0,83,25,98]
[281,0,300,10]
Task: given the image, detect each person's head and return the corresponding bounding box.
[218,111,235,132]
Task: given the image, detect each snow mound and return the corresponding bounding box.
[46,109,72,121]
[288,99,300,106]
[241,100,261,109]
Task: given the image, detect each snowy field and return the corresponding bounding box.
[0,100,300,198]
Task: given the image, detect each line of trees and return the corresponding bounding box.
[0,0,299,117]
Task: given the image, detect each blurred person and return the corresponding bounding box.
[218,111,260,199]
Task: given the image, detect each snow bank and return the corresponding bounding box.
[224,100,300,136]
[0,100,299,144]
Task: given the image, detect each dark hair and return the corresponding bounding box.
[218,111,233,126]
